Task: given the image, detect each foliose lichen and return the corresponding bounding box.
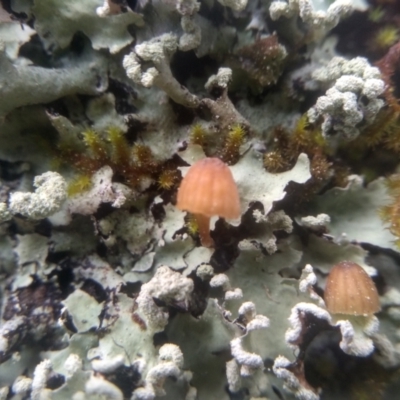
[1,0,400,399]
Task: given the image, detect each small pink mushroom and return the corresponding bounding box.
[177,157,240,247]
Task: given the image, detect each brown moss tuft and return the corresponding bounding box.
[380,174,400,247]
[263,115,341,208]
[310,151,332,183]
[236,34,287,87]
[158,169,178,190]
[190,124,208,147]
[220,124,246,165]
[289,114,327,155]
[56,126,161,191]
[332,165,351,188]
[132,144,154,168]
[107,126,130,165]
[263,151,289,173]
[376,41,400,112]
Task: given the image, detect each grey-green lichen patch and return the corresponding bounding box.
[75,255,125,290]
[0,20,35,59]
[91,290,158,388]
[300,233,373,276]
[0,45,108,117]
[50,216,98,258]
[93,292,154,360]
[237,97,301,139]
[9,172,67,220]
[152,203,195,269]
[0,341,38,388]
[43,333,98,378]
[166,299,241,399]
[0,107,57,170]
[63,289,103,332]
[153,237,195,270]
[0,203,11,224]
[1,0,400,397]
[0,230,15,275]
[100,199,183,272]
[218,0,248,11]
[85,93,127,133]
[306,176,397,250]
[15,235,45,266]
[32,0,144,53]
[183,246,214,276]
[231,149,311,216]
[131,252,156,272]
[195,17,236,59]
[226,239,305,362]
[129,89,190,161]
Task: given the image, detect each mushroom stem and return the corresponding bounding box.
[195,213,214,247]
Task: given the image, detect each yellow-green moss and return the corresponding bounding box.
[67,175,92,197]
[220,124,246,165]
[56,126,162,191]
[186,215,199,236]
[373,26,399,50]
[107,126,130,165]
[380,175,400,248]
[158,169,178,190]
[190,124,207,147]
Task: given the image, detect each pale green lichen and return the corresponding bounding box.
[0,203,11,224]
[306,176,397,249]
[32,0,144,53]
[1,0,400,399]
[0,44,108,117]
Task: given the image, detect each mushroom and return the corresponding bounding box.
[177,157,240,247]
[324,261,381,316]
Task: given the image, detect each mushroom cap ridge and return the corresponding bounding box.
[177,157,240,219]
[324,261,381,316]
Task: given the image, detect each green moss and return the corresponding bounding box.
[190,124,208,147]
[67,175,92,197]
[220,124,246,165]
[56,126,161,191]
